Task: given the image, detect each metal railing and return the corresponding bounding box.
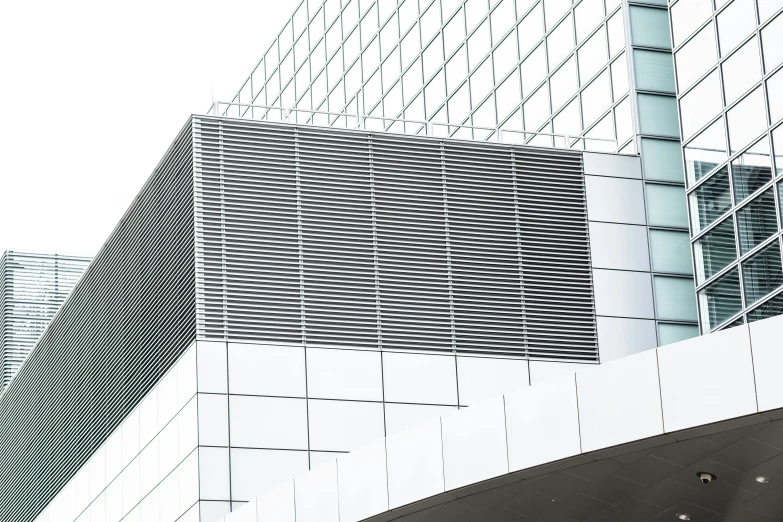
[208,101,620,152]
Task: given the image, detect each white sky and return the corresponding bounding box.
[0,0,293,257]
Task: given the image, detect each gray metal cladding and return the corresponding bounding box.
[193,116,597,360]
[0,122,196,522]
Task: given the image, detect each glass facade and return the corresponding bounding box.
[225,0,699,345]
[671,0,783,329]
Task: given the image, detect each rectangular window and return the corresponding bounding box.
[633,50,675,93]
[699,268,743,329]
[647,184,689,227]
[641,138,684,182]
[657,323,699,345]
[743,241,783,304]
[689,166,731,232]
[654,276,698,321]
[737,188,778,254]
[630,6,672,49]
[694,217,737,283]
[637,94,680,137]
[650,229,693,274]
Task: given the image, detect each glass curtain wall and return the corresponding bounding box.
[230,0,635,150]
[627,2,699,344]
[671,0,783,330]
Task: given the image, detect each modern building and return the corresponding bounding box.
[6,115,685,522]
[224,0,699,342]
[0,250,90,390]
[669,0,783,330]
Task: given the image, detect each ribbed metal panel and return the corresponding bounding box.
[0,122,196,522]
[193,116,596,359]
[0,251,90,390]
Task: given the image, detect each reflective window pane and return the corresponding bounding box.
[674,24,716,92]
[737,188,778,253]
[670,0,713,46]
[748,291,783,321]
[658,323,699,345]
[694,216,737,283]
[547,14,575,68]
[732,137,773,203]
[774,125,783,174]
[647,184,689,227]
[494,34,518,80]
[610,54,629,100]
[550,58,578,111]
[575,0,604,42]
[722,41,763,113]
[521,43,547,97]
[761,13,783,72]
[680,71,722,141]
[553,97,582,136]
[699,268,743,329]
[544,0,572,29]
[523,84,550,129]
[654,276,698,321]
[630,6,672,49]
[743,241,783,304]
[768,68,783,125]
[607,10,626,57]
[578,27,608,83]
[690,166,731,231]
[650,229,693,273]
[758,0,783,21]
[581,71,611,127]
[633,50,675,92]
[641,138,685,182]
[637,93,680,137]
[727,87,768,153]
[717,0,757,55]
[518,3,545,57]
[468,20,491,70]
[684,119,727,185]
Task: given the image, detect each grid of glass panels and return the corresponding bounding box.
[229,0,634,150]
[671,0,783,330]
[628,3,699,343]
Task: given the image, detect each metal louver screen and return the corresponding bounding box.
[194,116,597,360]
[0,122,196,522]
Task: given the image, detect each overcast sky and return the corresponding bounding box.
[0,1,292,257]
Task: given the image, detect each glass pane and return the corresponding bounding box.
[633,50,675,92]
[630,6,672,49]
[743,241,783,304]
[758,0,783,21]
[727,88,768,153]
[654,276,698,321]
[670,0,713,46]
[690,166,731,231]
[658,323,700,345]
[722,37,762,107]
[544,0,571,29]
[611,54,629,100]
[468,20,491,70]
[737,188,778,253]
[768,68,783,125]
[581,71,611,127]
[647,184,689,227]
[496,72,522,121]
[641,138,685,182]
[550,58,578,111]
[523,84,551,130]
[607,10,626,57]
[732,137,773,203]
[761,13,783,73]
[521,43,548,97]
[775,125,783,175]
[615,97,634,144]
[492,0,516,42]
[547,15,575,69]
[578,27,608,83]
[470,59,494,103]
[553,97,582,136]
[637,94,680,137]
[695,217,737,284]
[674,23,717,93]
[699,268,743,329]
[650,229,693,273]
[680,71,722,141]
[575,0,604,42]
[717,0,757,56]
[748,291,783,321]
[684,119,727,185]
[494,34,518,80]
[518,3,544,57]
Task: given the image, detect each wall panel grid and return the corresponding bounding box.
[193,116,597,361]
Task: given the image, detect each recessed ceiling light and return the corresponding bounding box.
[755,475,771,484]
[677,514,692,521]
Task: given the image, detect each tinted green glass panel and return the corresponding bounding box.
[630,6,672,49]
[647,184,688,227]
[737,188,778,254]
[657,323,699,345]
[694,217,737,283]
[637,94,680,137]
[699,268,743,329]
[641,138,684,182]
[743,241,783,304]
[633,50,675,92]
[650,230,693,274]
[654,276,698,320]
